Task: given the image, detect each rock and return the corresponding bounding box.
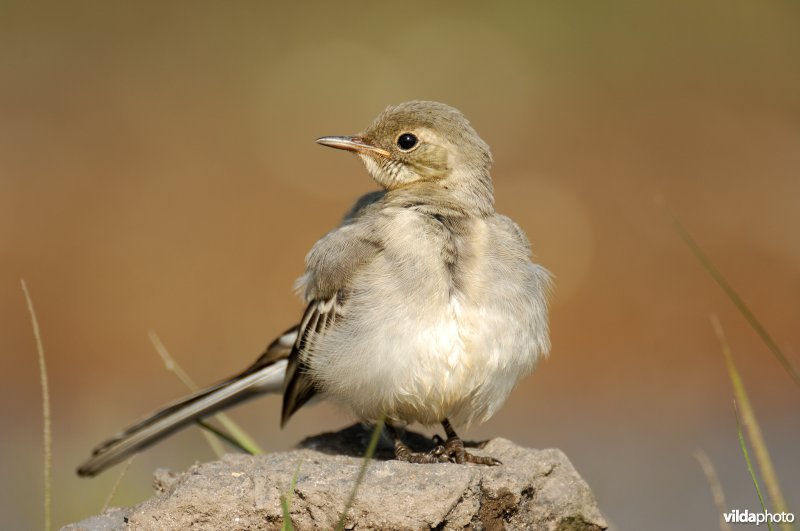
[64,424,607,530]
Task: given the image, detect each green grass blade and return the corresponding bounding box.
[21,279,51,531]
[336,418,386,531]
[280,463,302,531]
[736,404,773,531]
[209,414,264,456]
[148,330,264,456]
[713,316,793,531]
[195,421,253,454]
[663,206,800,387]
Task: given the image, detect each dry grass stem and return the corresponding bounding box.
[694,449,733,531]
[101,456,137,512]
[21,279,51,531]
[712,316,792,531]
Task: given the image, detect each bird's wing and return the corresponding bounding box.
[280,212,384,425]
[239,325,299,377]
[281,292,345,426]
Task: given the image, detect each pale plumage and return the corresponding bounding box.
[295,197,551,428]
[77,100,551,476]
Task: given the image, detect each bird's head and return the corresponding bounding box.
[316,101,493,193]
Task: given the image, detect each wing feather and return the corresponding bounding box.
[281,292,344,426]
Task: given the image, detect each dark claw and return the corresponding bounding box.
[389,422,501,466]
[441,436,501,466]
[394,439,449,463]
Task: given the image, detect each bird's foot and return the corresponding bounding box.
[431,434,501,466]
[393,439,449,464]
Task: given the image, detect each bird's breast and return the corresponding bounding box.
[305,209,544,426]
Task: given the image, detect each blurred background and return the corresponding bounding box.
[2,1,798,529]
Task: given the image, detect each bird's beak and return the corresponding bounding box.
[315,136,391,158]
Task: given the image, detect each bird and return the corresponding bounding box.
[77,100,552,477]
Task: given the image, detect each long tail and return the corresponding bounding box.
[77,328,298,477]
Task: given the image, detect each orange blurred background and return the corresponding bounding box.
[2,2,798,529]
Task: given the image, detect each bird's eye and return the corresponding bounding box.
[396,133,418,151]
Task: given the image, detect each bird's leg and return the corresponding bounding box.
[387,424,448,464]
[438,419,502,466]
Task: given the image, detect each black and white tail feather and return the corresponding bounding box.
[77,320,313,477]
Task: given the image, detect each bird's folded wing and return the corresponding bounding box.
[281,292,345,426]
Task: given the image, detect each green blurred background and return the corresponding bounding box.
[2,1,798,529]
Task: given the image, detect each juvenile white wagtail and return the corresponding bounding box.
[78,101,552,476]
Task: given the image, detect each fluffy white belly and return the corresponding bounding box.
[302,211,550,428]
[308,291,537,428]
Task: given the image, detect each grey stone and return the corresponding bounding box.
[64,424,607,530]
